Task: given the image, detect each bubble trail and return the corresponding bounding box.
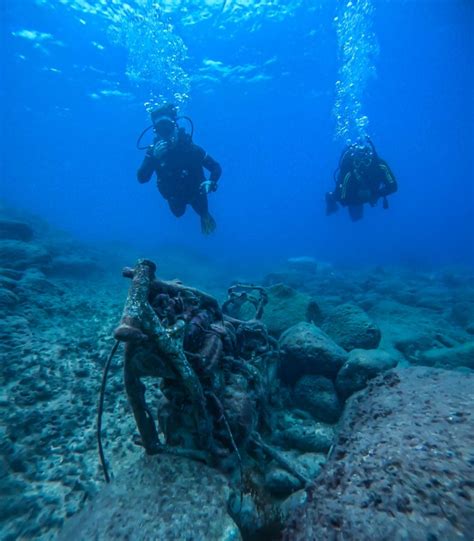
[333,0,379,146]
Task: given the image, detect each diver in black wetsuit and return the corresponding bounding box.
[326,139,398,222]
[137,104,222,235]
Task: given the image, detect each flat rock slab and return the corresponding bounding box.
[284,367,474,541]
[416,342,474,370]
[58,454,241,541]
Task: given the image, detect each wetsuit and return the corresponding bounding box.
[137,131,222,219]
[329,144,397,221]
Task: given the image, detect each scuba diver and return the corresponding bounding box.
[137,104,222,235]
[326,138,398,222]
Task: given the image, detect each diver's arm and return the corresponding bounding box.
[335,171,352,201]
[377,160,398,196]
[137,147,155,184]
[202,152,222,183]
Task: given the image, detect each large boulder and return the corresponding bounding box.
[336,348,398,399]
[58,454,240,541]
[261,284,321,337]
[0,219,34,242]
[284,367,474,541]
[322,303,381,351]
[0,240,51,271]
[293,375,342,424]
[279,322,347,383]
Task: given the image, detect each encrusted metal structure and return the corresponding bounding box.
[114,259,276,465]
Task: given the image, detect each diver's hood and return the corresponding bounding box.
[151,104,177,124]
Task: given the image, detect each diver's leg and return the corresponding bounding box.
[348,204,364,222]
[325,192,339,215]
[191,193,216,234]
[168,197,187,217]
[124,349,161,454]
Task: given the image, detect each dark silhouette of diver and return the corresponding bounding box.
[326,139,397,221]
[137,104,222,234]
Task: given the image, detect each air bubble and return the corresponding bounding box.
[333,0,378,143]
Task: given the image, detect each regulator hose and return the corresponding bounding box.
[97,340,120,483]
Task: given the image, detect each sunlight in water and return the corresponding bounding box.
[107,2,190,109]
[34,0,314,108]
[35,0,376,135]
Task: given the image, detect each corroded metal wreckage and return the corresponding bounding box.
[104,258,308,486]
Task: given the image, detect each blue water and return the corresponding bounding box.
[2,0,473,271]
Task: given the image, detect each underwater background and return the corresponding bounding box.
[1,2,474,541]
[2,0,472,270]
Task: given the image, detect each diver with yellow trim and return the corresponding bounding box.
[326,139,398,221]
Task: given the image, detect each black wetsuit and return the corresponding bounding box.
[137,131,222,218]
[334,147,397,208]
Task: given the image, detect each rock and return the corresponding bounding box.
[287,256,318,273]
[265,466,302,497]
[322,303,381,351]
[370,299,468,363]
[230,493,265,541]
[293,375,342,423]
[263,261,333,293]
[279,322,347,383]
[261,284,321,337]
[0,240,51,271]
[414,286,450,312]
[58,454,241,541]
[451,302,474,328]
[272,411,335,453]
[0,315,30,335]
[414,342,474,370]
[336,348,398,399]
[262,271,302,289]
[0,219,34,242]
[0,288,19,310]
[0,268,23,280]
[264,451,326,497]
[0,275,18,291]
[297,452,326,478]
[280,489,308,522]
[17,270,63,295]
[49,255,101,277]
[283,367,474,541]
[393,331,439,360]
